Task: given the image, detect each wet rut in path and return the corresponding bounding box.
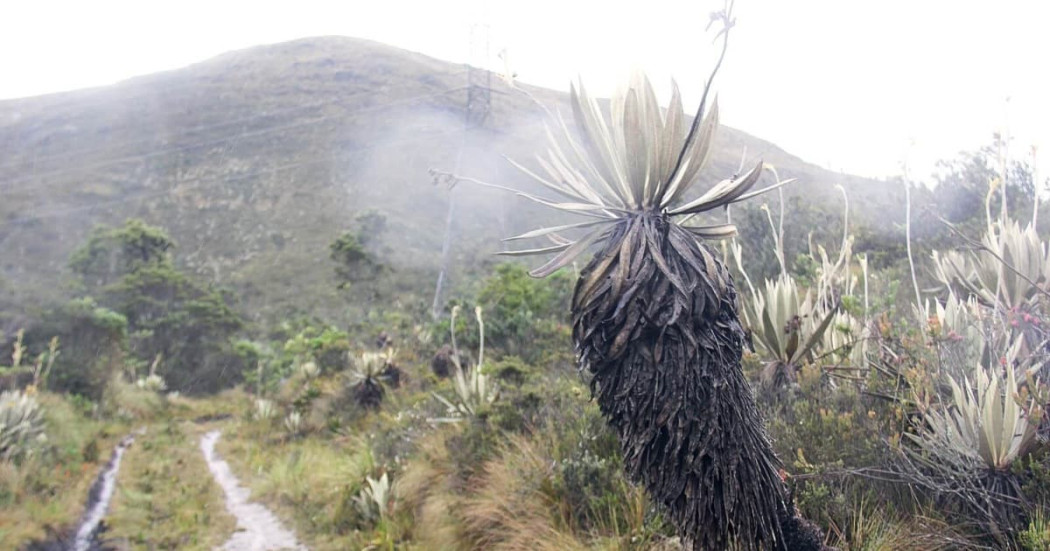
[200,430,305,551]
[72,433,135,551]
[28,431,139,551]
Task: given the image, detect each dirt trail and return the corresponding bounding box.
[200,430,305,551]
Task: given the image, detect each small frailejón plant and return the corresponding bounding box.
[432,6,824,549]
[283,410,304,437]
[349,350,393,410]
[1,333,48,463]
[253,398,277,421]
[732,185,866,393]
[899,338,1046,545]
[353,472,393,524]
[932,217,1049,314]
[907,364,1042,472]
[897,182,1050,543]
[0,390,46,462]
[746,274,838,392]
[298,360,320,380]
[10,329,25,372]
[431,305,499,421]
[135,353,168,393]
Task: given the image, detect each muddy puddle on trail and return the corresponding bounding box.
[72,432,136,551]
[24,432,137,551]
[201,430,305,551]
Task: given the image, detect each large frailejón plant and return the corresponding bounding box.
[440,22,827,550]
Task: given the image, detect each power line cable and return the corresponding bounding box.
[0,124,464,230]
[0,69,471,174]
[0,85,469,194]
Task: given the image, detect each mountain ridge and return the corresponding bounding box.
[0,36,901,322]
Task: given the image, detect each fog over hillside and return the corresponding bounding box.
[0,36,900,321]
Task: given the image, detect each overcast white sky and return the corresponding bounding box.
[2,0,1047,182]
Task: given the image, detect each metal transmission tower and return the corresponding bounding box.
[465,24,492,129]
[431,23,493,319]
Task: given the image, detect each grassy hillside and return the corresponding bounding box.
[0,36,899,323]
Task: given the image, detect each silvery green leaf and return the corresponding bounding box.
[622,88,649,207]
[503,220,612,242]
[495,243,573,257]
[530,227,610,278]
[684,224,738,240]
[523,196,624,217]
[731,177,797,203]
[535,149,605,206]
[546,232,573,246]
[571,82,632,206]
[553,110,624,206]
[661,80,685,178]
[661,99,720,207]
[504,156,587,202]
[668,160,763,215]
[790,304,839,365]
[637,73,663,205]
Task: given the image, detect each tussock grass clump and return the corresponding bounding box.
[399,391,679,551]
[461,435,590,551]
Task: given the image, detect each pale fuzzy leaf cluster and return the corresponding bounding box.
[926,293,981,338]
[350,350,392,384]
[0,390,46,462]
[746,275,837,368]
[31,336,59,391]
[932,219,1050,311]
[283,410,303,436]
[915,293,985,367]
[908,365,1042,470]
[298,360,320,380]
[825,311,867,368]
[431,306,499,421]
[914,291,1035,379]
[354,472,393,522]
[253,398,277,421]
[736,186,865,370]
[475,72,791,278]
[135,373,168,393]
[134,353,166,393]
[925,218,1048,375]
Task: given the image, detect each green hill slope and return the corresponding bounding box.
[0,36,899,322]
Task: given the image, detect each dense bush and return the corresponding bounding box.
[281,325,351,374]
[432,263,573,368]
[28,298,127,400]
[68,220,244,394]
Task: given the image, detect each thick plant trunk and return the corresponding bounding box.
[572,214,823,551]
[354,379,385,410]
